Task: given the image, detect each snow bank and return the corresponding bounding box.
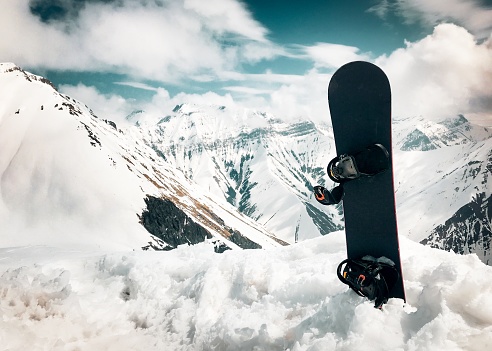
[1,233,491,351]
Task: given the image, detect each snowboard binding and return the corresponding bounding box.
[337,256,399,309]
[314,144,389,206]
[313,185,344,205]
[327,144,389,183]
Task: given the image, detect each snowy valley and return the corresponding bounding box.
[1,63,492,350]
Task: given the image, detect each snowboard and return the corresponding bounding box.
[327,61,405,302]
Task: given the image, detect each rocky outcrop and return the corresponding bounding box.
[139,195,263,252]
[421,193,492,265]
[140,195,213,250]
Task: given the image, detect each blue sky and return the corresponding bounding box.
[1,0,491,124]
[244,1,423,53]
[26,0,430,94]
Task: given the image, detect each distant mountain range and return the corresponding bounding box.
[392,115,492,264]
[132,103,343,243]
[1,63,491,264]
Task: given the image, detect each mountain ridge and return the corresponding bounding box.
[135,104,342,242]
[0,63,284,251]
[1,63,491,264]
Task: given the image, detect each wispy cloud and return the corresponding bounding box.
[302,43,371,69]
[114,82,159,92]
[370,0,492,39]
[222,86,273,95]
[367,0,391,18]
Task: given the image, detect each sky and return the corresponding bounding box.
[1,0,492,125]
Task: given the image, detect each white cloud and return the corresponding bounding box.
[268,83,324,121]
[222,86,273,95]
[376,23,492,123]
[60,22,492,127]
[367,0,391,18]
[183,0,269,42]
[0,1,76,69]
[0,0,277,81]
[303,43,371,69]
[379,0,492,39]
[146,87,237,113]
[59,83,135,123]
[240,42,287,64]
[114,82,159,92]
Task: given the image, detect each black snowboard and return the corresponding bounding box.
[328,61,405,302]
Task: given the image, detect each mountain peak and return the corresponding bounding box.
[0,64,283,251]
[399,114,492,151]
[1,63,57,91]
[439,114,468,129]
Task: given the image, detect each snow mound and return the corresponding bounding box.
[1,234,491,350]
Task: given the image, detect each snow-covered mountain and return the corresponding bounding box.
[393,116,492,263]
[1,63,491,263]
[133,104,343,243]
[130,103,492,263]
[421,192,491,264]
[0,63,285,251]
[2,63,492,350]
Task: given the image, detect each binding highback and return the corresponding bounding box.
[327,144,390,183]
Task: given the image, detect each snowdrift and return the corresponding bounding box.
[1,233,492,351]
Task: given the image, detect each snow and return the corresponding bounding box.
[0,63,282,251]
[1,234,492,350]
[141,105,341,243]
[0,64,153,250]
[2,64,492,350]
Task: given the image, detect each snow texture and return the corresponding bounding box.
[1,234,492,350]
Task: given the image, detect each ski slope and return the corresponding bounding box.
[1,233,492,351]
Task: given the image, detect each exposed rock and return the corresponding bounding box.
[421,192,492,265]
[140,195,213,250]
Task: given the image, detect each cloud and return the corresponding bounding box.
[60,22,492,127]
[267,70,329,121]
[182,0,268,43]
[376,23,492,123]
[367,0,391,18]
[59,83,135,123]
[222,86,273,96]
[114,82,160,92]
[60,82,242,123]
[0,0,277,81]
[302,43,371,69]
[371,0,492,39]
